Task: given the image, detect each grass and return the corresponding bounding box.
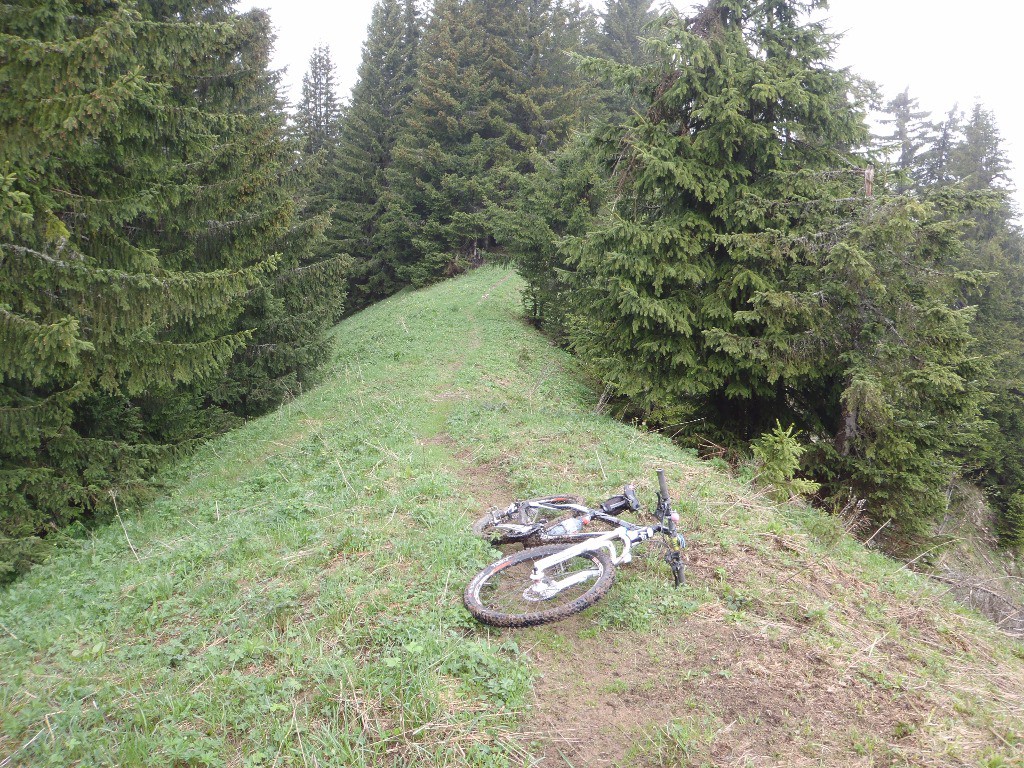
[1,266,1023,767]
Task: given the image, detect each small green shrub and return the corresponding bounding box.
[751,421,821,501]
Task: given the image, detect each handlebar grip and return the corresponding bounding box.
[657,469,669,501]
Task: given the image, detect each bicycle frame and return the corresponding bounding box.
[525,521,656,599]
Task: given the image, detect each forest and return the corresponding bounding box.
[2,0,1022,579]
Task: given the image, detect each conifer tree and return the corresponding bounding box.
[599,0,656,66]
[210,22,349,418]
[0,0,345,574]
[882,99,1024,544]
[0,0,284,575]
[569,0,869,430]
[950,104,1013,192]
[380,0,509,285]
[508,0,593,149]
[289,44,350,325]
[566,0,986,529]
[592,0,658,118]
[941,107,1024,545]
[501,137,607,336]
[295,45,342,156]
[917,105,961,188]
[878,88,934,190]
[381,0,590,288]
[334,0,420,308]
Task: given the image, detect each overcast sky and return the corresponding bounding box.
[238,0,1023,211]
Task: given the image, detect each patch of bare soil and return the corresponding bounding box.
[516,538,1024,767]
[452,446,521,514]
[524,612,928,767]
[418,432,521,514]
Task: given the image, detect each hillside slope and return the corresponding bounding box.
[1,267,1022,767]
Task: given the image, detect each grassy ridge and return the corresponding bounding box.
[1,267,1022,767]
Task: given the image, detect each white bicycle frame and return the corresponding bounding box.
[494,500,595,536]
[525,525,655,599]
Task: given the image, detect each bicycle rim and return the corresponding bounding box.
[464,544,615,627]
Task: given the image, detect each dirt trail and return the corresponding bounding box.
[420,432,520,514]
[513,535,1021,767]
[524,612,907,767]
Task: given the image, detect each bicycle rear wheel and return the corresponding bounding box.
[471,496,582,546]
[464,544,615,627]
[471,504,532,545]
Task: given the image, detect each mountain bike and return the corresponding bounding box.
[464,470,686,627]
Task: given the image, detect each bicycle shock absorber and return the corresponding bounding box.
[669,551,685,586]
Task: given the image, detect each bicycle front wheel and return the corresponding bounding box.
[464,544,615,628]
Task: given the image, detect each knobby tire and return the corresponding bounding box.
[464,544,615,627]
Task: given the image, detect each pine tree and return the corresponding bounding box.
[950,104,1013,192]
[0,0,279,576]
[569,0,869,430]
[295,46,342,156]
[884,99,1024,544]
[566,0,986,529]
[290,44,350,325]
[917,105,960,188]
[502,136,607,336]
[599,0,656,66]
[804,193,989,527]
[508,0,593,150]
[939,106,1024,545]
[878,88,934,190]
[381,0,591,288]
[334,0,420,308]
[208,20,349,417]
[593,0,658,119]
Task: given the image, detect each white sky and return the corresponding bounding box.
[238,0,1023,211]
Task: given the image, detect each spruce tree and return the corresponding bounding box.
[569,0,869,431]
[334,0,420,308]
[599,0,656,66]
[566,0,986,529]
[292,44,344,274]
[0,0,278,575]
[380,0,504,285]
[591,0,658,118]
[293,43,344,235]
[295,45,342,156]
[803,193,989,527]
[950,104,1013,192]
[502,136,607,337]
[381,0,590,288]
[917,105,961,188]
[941,107,1024,545]
[208,21,349,417]
[879,99,1024,544]
[878,88,934,190]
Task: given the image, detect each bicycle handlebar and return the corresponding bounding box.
[657,469,669,502]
